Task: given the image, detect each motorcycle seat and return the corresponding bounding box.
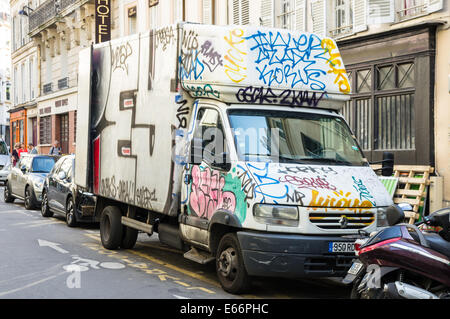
[423,232,450,259]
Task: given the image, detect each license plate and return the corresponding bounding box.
[329,242,355,253]
[348,261,364,275]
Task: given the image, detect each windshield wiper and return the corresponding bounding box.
[298,157,355,166]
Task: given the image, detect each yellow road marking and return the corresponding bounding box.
[83,233,221,289]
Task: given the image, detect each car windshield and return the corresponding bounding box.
[31,157,56,173]
[0,141,8,155]
[228,109,367,166]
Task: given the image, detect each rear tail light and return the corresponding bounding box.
[359,237,401,255]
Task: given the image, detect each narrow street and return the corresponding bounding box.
[0,186,351,299]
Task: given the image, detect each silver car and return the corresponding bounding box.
[0,163,11,185]
[4,154,59,209]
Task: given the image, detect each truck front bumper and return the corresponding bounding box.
[237,231,355,278]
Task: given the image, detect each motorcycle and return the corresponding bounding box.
[343,205,450,299]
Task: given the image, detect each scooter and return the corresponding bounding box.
[343,205,450,299]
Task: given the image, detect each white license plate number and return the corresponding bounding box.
[348,262,364,275]
[329,242,355,253]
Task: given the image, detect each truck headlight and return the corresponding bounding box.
[253,204,299,227]
[377,208,389,228]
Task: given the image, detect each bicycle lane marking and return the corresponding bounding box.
[82,233,218,296]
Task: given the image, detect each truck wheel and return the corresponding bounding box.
[66,197,77,228]
[121,226,138,249]
[216,233,251,294]
[4,182,15,203]
[100,206,123,250]
[41,190,53,217]
[24,186,36,210]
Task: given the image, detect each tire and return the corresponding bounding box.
[100,206,123,250]
[4,182,15,203]
[121,226,138,249]
[24,186,37,210]
[216,233,251,294]
[41,190,53,217]
[66,197,77,227]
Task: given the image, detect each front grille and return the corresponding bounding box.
[309,211,375,230]
[304,255,354,276]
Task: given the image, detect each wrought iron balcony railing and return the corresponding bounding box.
[28,0,81,34]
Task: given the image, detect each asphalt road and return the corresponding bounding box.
[0,186,351,299]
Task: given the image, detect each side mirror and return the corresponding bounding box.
[58,171,67,180]
[386,205,405,226]
[382,152,394,176]
[20,166,27,173]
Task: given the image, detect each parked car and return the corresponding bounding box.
[0,163,11,185]
[4,154,59,209]
[0,139,10,170]
[41,155,96,227]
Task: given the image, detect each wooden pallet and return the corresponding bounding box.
[371,165,434,224]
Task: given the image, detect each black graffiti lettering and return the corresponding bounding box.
[176,99,190,129]
[285,190,305,205]
[236,86,325,108]
[135,186,157,209]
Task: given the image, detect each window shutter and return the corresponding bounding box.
[232,0,240,24]
[203,0,212,24]
[367,0,394,24]
[295,0,306,31]
[260,0,274,27]
[231,0,250,25]
[427,0,443,14]
[311,0,327,37]
[241,0,250,25]
[353,0,367,33]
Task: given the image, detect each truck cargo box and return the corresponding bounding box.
[75,23,351,216]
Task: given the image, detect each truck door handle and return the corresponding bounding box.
[184,174,192,185]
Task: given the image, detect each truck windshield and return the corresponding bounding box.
[228,109,367,166]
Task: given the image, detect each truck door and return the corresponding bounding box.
[182,106,231,246]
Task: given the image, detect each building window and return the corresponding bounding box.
[39,116,52,145]
[330,0,353,37]
[343,61,416,154]
[127,6,137,35]
[13,67,18,104]
[277,0,295,30]
[397,0,426,20]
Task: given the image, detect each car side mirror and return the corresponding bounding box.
[386,204,405,226]
[58,171,67,180]
[382,152,394,176]
[20,166,27,173]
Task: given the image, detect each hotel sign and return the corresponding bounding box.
[95,0,111,43]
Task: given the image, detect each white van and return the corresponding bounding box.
[75,23,394,293]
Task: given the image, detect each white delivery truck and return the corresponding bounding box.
[75,23,394,293]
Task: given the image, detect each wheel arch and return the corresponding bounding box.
[208,210,242,256]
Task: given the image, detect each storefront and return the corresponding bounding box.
[337,22,440,166]
[9,107,27,148]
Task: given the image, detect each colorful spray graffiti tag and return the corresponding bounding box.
[223,28,247,83]
[244,31,330,90]
[189,165,247,222]
[308,189,374,213]
[352,176,376,207]
[321,39,350,94]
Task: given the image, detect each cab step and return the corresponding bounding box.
[183,247,215,264]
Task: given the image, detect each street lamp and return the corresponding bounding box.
[18,6,34,17]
